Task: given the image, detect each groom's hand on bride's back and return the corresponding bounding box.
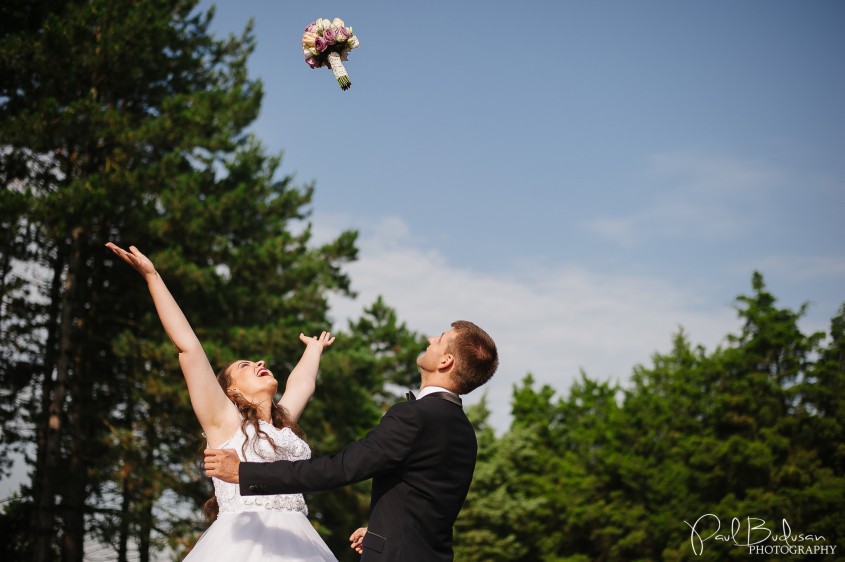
[349,527,367,554]
[204,448,240,483]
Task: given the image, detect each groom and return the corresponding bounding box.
[205,320,498,561]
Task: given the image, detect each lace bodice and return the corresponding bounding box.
[213,421,310,516]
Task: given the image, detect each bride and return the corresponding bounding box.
[106,242,338,561]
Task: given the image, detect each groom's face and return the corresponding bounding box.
[416,329,456,375]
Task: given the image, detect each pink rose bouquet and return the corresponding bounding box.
[302,18,360,91]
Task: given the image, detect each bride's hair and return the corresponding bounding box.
[202,361,306,522]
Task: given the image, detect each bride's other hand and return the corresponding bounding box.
[280,331,336,424]
[106,242,157,279]
[299,331,335,350]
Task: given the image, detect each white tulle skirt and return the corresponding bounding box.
[184,510,338,561]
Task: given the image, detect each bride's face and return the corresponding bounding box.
[227,359,278,401]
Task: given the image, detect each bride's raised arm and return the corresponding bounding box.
[278,332,335,422]
[106,243,238,442]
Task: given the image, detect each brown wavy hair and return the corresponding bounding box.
[202,361,305,522]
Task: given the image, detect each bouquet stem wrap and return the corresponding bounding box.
[327,52,351,91]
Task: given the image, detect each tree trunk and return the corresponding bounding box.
[118,468,131,562]
[138,425,158,562]
[61,228,98,562]
[139,495,153,562]
[61,361,86,562]
[30,241,71,562]
[118,385,137,562]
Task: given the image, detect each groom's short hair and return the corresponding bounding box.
[448,320,498,394]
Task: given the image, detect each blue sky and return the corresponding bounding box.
[2,0,843,503]
[200,0,844,431]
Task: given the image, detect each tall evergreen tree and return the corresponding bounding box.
[0,1,357,559]
[454,386,549,562]
[797,304,845,544]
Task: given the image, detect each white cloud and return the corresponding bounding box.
[318,214,738,434]
[581,151,784,245]
[649,151,779,198]
[580,217,639,248]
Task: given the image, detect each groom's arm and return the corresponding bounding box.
[240,401,420,496]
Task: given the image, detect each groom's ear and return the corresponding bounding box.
[439,353,455,371]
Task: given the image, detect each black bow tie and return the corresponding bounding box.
[405,391,462,407]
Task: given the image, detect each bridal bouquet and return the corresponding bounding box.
[302,18,360,91]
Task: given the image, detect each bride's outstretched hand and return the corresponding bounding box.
[299,331,335,350]
[106,242,157,279]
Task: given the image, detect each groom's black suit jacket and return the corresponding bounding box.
[240,392,477,562]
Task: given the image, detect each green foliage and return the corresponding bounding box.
[455,273,844,562]
[0,1,365,560]
[0,497,44,559]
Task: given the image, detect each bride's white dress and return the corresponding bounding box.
[184,421,338,561]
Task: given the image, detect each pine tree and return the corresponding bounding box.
[0,1,357,559]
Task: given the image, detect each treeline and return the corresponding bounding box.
[2,2,843,562]
[0,1,423,561]
[454,273,844,562]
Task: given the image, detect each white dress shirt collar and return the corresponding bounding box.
[417,385,458,399]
